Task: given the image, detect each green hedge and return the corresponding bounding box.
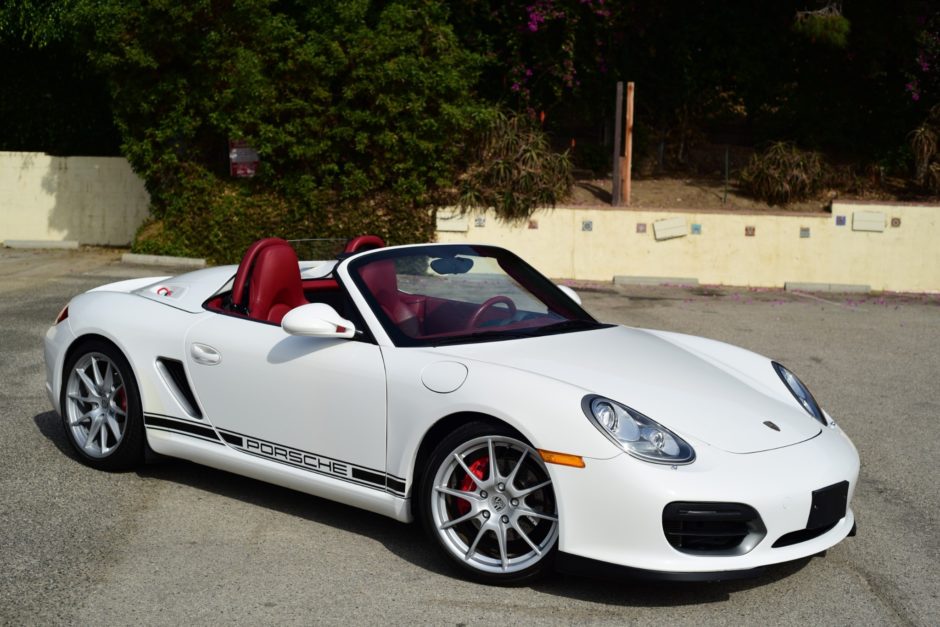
[132,166,434,264]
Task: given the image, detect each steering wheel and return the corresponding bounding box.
[467,296,517,329]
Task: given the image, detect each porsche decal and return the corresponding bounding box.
[220,428,408,496]
[143,414,405,496]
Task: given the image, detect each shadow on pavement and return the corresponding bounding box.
[34,410,80,462]
[33,410,814,605]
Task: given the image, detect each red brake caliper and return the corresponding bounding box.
[115,387,127,413]
[456,457,489,516]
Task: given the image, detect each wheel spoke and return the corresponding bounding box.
[99,420,108,452]
[70,408,95,426]
[76,369,99,396]
[487,438,500,481]
[90,356,103,387]
[464,525,488,561]
[68,393,98,405]
[102,360,114,394]
[512,521,543,556]
[435,486,481,502]
[505,449,528,489]
[453,454,485,490]
[516,505,558,522]
[495,522,509,571]
[84,418,102,450]
[439,509,478,531]
[516,479,552,498]
[106,415,122,442]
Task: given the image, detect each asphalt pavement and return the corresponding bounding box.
[1,247,938,626]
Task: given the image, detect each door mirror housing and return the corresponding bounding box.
[281,303,356,339]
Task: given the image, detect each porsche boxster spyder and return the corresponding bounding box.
[44,236,859,584]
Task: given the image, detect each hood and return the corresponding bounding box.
[431,326,820,454]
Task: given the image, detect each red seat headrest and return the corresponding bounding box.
[232,237,289,309]
[345,235,386,254]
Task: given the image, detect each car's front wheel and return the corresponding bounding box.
[419,422,559,584]
[61,339,145,470]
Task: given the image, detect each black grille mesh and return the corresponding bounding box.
[663,502,764,554]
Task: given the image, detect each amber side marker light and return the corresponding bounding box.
[538,449,585,468]
[55,305,69,324]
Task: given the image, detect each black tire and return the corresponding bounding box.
[417,421,559,585]
[60,339,145,471]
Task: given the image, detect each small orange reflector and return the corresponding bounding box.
[538,449,585,468]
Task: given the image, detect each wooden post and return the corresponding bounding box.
[623,81,634,206]
[611,81,623,206]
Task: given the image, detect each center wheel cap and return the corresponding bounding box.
[491,495,507,512]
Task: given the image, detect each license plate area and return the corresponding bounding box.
[807,480,849,529]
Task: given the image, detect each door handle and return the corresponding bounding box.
[191,343,221,365]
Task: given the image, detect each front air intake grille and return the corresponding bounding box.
[663,502,766,556]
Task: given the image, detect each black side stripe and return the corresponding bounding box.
[145,415,221,441]
[143,416,407,497]
[352,467,386,486]
[217,428,407,497]
[220,432,244,447]
[216,428,387,476]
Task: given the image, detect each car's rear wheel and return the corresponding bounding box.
[61,340,144,470]
[419,422,559,584]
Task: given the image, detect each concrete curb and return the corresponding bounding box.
[122,253,206,268]
[3,240,80,250]
[614,275,699,287]
[785,282,871,294]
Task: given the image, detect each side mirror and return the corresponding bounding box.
[282,303,356,339]
[557,284,582,306]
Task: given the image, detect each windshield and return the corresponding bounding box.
[347,244,607,346]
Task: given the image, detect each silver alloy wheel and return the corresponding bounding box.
[64,352,128,459]
[431,435,559,574]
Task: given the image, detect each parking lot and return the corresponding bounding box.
[1,247,938,626]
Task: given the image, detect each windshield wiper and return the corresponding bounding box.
[528,319,608,336]
[430,320,607,346]
[430,329,534,346]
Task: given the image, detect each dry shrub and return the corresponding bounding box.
[457,111,573,222]
[740,142,826,205]
[910,104,940,192]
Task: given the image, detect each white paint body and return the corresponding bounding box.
[44,244,859,576]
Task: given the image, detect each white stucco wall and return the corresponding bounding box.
[437,201,940,293]
[1,150,935,293]
[0,152,150,246]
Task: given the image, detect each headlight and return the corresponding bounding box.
[582,395,695,464]
[772,362,827,426]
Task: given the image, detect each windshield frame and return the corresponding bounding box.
[345,244,607,347]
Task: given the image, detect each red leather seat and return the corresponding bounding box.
[358,259,420,336]
[231,238,307,325]
[345,235,386,254]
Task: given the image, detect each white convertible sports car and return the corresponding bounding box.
[44,236,859,584]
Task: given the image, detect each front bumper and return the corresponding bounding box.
[550,423,859,576]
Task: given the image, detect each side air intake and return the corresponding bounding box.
[155,358,203,419]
